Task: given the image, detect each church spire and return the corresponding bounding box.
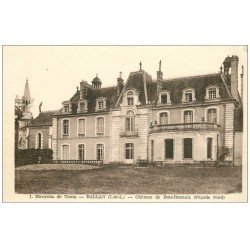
[23,78,31,102]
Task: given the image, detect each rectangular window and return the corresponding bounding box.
[161,94,168,104]
[125,117,134,131]
[185,93,192,102]
[165,139,174,159]
[184,110,193,123]
[125,143,134,159]
[183,138,193,159]
[96,144,104,161]
[64,104,69,113]
[207,138,213,159]
[62,145,69,160]
[96,117,104,136]
[208,89,216,99]
[63,120,69,135]
[78,144,85,160]
[151,140,154,161]
[207,108,217,123]
[160,112,168,125]
[127,97,134,106]
[78,119,85,137]
[98,101,104,110]
[79,102,85,112]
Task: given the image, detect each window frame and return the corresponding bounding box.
[95,116,105,137]
[61,143,70,160]
[125,143,134,160]
[61,118,70,138]
[35,131,43,149]
[125,110,135,132]
[182,109,195,123]
[205,85,220,101]
[181,88,196,103]
[157,91,172,105]
[95,97,106,111]
[77,117,86,138]
[183,138,194,159]
[205,107,219,123]
[76,143,86,160]
[96,143,105,161]
[158,111,170,125]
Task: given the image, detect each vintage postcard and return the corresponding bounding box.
[2,45,247,202]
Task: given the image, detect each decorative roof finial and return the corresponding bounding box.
[139,61,142,71]
[159,60,162,72]
[220,65,223,72]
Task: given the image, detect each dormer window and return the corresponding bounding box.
[182,88,196,103]
[157,91,171,105]
[64,104,69,113]
[62,101,71,113]
[127,91,134,106]
[205,86,220,101]
[95,97,106,111]
[77,100,88,113]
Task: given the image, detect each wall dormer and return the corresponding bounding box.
[62,101,72,114]
[121,89,140,107]
[157,91,172,105]
[205,85,220,101]
[181,88,196,103]
[95,97,107,111]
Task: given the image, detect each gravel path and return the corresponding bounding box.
[16,164,100,171]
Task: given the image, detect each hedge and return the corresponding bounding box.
[15,149,53,167]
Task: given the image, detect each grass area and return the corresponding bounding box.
[15,165,242,194]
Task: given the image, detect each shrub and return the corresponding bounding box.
[15,149,53,167]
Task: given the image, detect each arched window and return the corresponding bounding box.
[158,91,171,105]
[159,112,168,125]
[36,132,43,149]
[125,110,135,131]
[95,98,106,111]
[182,88,196,103]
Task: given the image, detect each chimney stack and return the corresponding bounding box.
[223,55,239,102]
[157,60,163,80]
[117,72,124,96]
[241,65,244,105]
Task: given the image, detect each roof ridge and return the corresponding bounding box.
[163,72,220,81]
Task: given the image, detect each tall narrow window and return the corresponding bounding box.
[127,91,134,106]
[79,102,85,112]
[78,144,85,160]
[183,138,193,159]
[165,139,174,159]
[63,120,69,135]
[125,110,135,131]
[96,117,104,136]
[62,145,69,160]
[207,108,217,123]
[207,138,213,159]
[125,143,134,159]
[185,92,193,102]
[96,144,104,161]
[37,132,42,149]
[184,110,193,123]
[159,112,168,125]
[98,100,104,110]
[78,119,85,137]
[64,104,69,113]
[151,140,154,161]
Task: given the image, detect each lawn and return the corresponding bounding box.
[15,165,242,194]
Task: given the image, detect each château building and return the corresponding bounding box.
[26,55,243,165]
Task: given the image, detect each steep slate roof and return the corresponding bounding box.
[148,73,232,105]
[56,86,118,115]
[234,108,243,131]
[27,111,56,127]
[117,71,232,107]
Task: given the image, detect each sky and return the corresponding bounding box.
[4,46,247,117]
